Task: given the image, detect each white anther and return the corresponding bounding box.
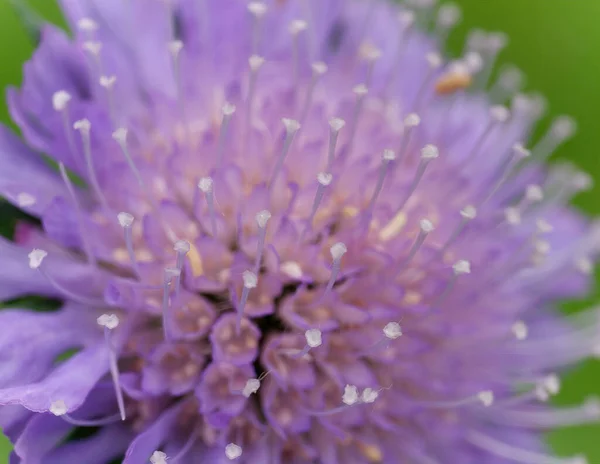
[573,171,593,191]
[535,385,550,402]
[329,117,346,132]
[248,55,265,71]
[398,10,415,27]
[305,328,322,348]
[242,378,261,398]
[225,443,242,460]
[437,3,461,28]
[198,177,213,193]
[453,260,471,275]
[535,219,553,234]
[28,249,47,269]
[82,41,102,56]
[97,313,119,330]
[361,388,379,404]
[311,61,328,75]
[222,102,236,116]
[478,390,494,407]
[551,116,576,139]
[504,207,521,226]
[112,127,128,143]
[50,400,68,416]
[77,18,98,32]
[99,75,116,88]
[317,172,333,186]
[150,451,168,464]
[419,219,434,233]
[353,84,368,96]
[543,374,561,396]
[525,184,544,202]
[574,257,593,275]
[174,240,190,254]
[359,42,382,62]
[511,321,528,341]
[490,105,510,123]
[289,19,308,35]
[404,113,421,128]
[281,261,303,279]
[117,212,134,228]
[485,32,508,52]
[164,268,181,280]
[421,144,439,159]
[16,192,36,208]
[583,397,600,418]
[382,149,396,161]
[512,143,531,158]
[342,384,359,406]
[460,205,477,220]
[242,270,258,289]
[426,52,442,69]
[282,118,301,133]
[247,2,267,17]
[533,240,551,255]
[383,322,402,340]
[52,91,71,111]
[330,242,347,260]
[448,61,470,77]
[168,39,184,57]
[255,210,271,228]
[465,51,483,74]
[73,118,91,132]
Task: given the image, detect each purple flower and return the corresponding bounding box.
[1,0,599,462]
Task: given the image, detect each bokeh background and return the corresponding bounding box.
[0,0,598,462]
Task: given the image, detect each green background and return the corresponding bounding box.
[0,0,598,462]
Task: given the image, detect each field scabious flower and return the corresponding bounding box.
[1,0,599,462]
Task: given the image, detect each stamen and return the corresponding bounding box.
[358,42,382,88]
[173,240,190,297]
[198,177,217,238]
[150,451,168,464]
[395,113,420,167]
[162,267,181,341]
[99,75,118,127]
[362,321,402,354]
[464,105,510,164]
[412,52,442,112]
[245,55,265,137]
[225,443,243,460]
[397,219,434,270]
[417,390,494,408]
[326,118,346,170]
[254,210,271,273]
[170,425,199,462]
[346,84,369,155]
[473,32,508,89]
[384,11,415,99]
[439,205,476,254]
[52,91,79,169]
[431,260,470,309]
[299,62,327,121]
[302,172,332,238]
[483,143,531,205]
[306,384,387,416]
[73,119,110,213]
[366,149,396,214]
[490,65,525,103]
[532,116,577,162]
[268,118,301,189]
[517,184,544,212]
[77,18,98,41]
[396,144,439,212]
[237,270,258,334]
[436,3,461,45]
[50,400,121,426]
[216,103,236,169]
[289,19,308,86]
[58,162,97,267]
[242,378,261,398]
[97,313,126,421]
[512,320,528,341]
[289,328,322,359]
[117,212,140,276]
[468,430,588,464]
[320,242,347,300]
[168,40,187,133]
[28,249,106,306]
[247,2,268,55]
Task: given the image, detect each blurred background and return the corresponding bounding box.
[0,0,598,462]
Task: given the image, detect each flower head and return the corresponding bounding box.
[0,0,599,463]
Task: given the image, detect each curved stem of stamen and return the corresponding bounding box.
[104,327,126,421]
[38,267,106,307]
[61,412,122,427]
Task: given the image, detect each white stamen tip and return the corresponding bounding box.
[574,257,593,275]
[289,19,308,35]
[486,32,508,52]
[281,261,303,279]
[490,105,510,123]
[97,313,119,330]
[465,51,483,74]
[168,39,184,56]
[117,212,134,228]
[460,205,477,219]
[420,219,434,233]
[242,270,258,289]
[28,249,47,269]
[50,400,68,416]
[174,240,191,254]
[247,2,267,17]
[359,42,382,61]
[222,102,236,116]
[398,10,415,26]
[421,144,439,159]
[342,384,359,405]
[305,328,322,348]
[73,119,91,132]
[198,177,213,193]
[249,55,265,71]
[16,192,36,208]
[82,41,102,56]
[383,321,402,340]
[574,171,593,191]
[382,149,396,161]
[453,260,471,275]
[584,397,600,418]
[536,218,553,234]
[478,390,494,407]
[404,113,421,127]
[437,3,461,28]
[52,91,71,111]
[361,387,379,403]
[512,143,531,158]
[552,116,577,139]
[511,321,528,341]
[317,172,333,186]
[504,207,521,226]
[99,75,116,88]
[534,240,551,255]
[150,451,168,464]
[77,18,98,32]
[353,84,368,96]
[164,267,181,280]
[525,184,544,202]
[255,210,271,228]
[330,242,347,260]
[544,374,561,395]
[242,378,261,398]
[329,117,346,132]
[225,443,242,460]
[426,52,442,69]
[282,118,301,133]
[312,61,328,75]
[112,127,128,143]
